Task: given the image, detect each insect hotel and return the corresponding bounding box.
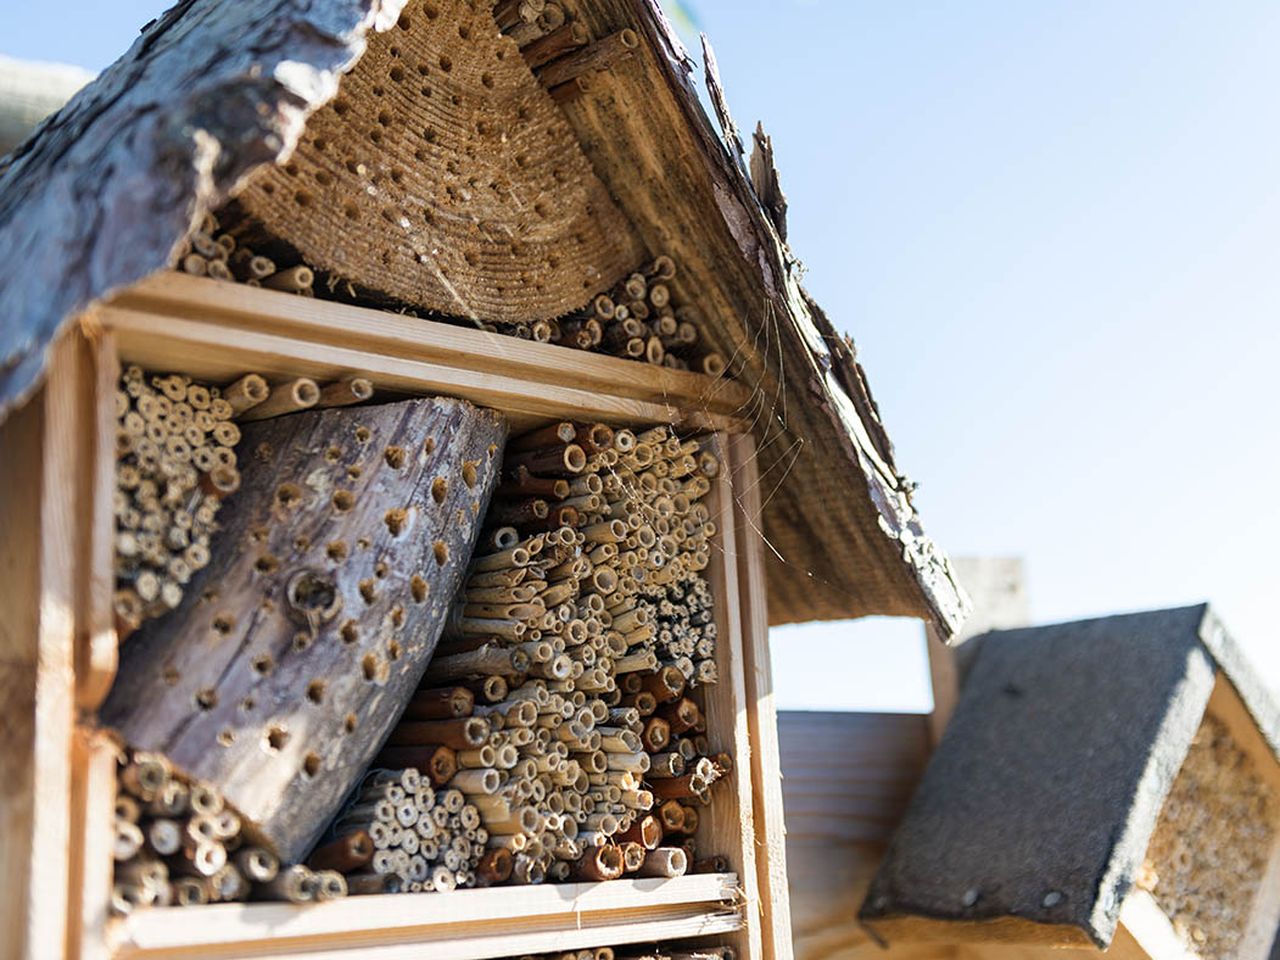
[781,598,1280,960]
[0,2,967,959]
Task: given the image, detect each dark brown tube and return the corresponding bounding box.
[642,716,671,752]
[575,423,615,455]
[523,22,590,69]
[506,443,587,477]
[510,421,576,452]
[308,831,374,872]
[496,467,570,499]
[402,686,476,721]
[651,776,704,802]
[476,847,514,886]
[572,843,624,881]
[617,814,662,850]
[374,745,459,786]
[659,697,701,735]
[639,666,686,704]
[386,717,488,749]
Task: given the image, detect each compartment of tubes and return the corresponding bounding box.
[106,364,731,912]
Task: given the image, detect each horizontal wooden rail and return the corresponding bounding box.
[108,873,741,960]
[105,273,751,432]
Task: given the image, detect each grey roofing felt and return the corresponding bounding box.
[860,603,1280,949]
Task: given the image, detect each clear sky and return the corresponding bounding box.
[6,2,1279,713]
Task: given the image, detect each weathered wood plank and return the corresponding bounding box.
[101,396,506,862]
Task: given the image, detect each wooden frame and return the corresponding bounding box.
[3,275,793,960]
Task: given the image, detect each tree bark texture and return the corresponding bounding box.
[101,396,506,863]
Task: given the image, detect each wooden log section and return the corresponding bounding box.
[100,396,507,863]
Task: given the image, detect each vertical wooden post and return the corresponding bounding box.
[926,557,1029,745]
[728,433,795,960]
[701,432,762,960]
[0,377,46,960]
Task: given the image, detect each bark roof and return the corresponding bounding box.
[0,0,967,633]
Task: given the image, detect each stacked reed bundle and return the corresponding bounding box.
[110,749,346,914]
[309,768,492,894]
[113,367,372,635]
[507,257,727,377]
[173,211,317,296]
[356,420,729,888]
[504,946,735,960]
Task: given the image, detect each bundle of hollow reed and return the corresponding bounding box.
[173,211,317,296]
[361,420,729,888]
[505,945,736,960]
[113,367,371,635]
[488,257,727,377]
[111,749,346,914]
[308,768,492,893]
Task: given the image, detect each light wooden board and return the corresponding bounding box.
[729,433,794,960]
[0,375,45,960]
[779,712,931,960]
[699,433,763,960]
[108,274,751,431]
[109,874,741,960]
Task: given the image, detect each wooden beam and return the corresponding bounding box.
[701,436,763,960]
[108,873,741,960]
[730,433,794,960]
[109,273,751,428]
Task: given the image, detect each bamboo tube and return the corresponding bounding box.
[573,844,624,881]
[638,847,687,878]
[308,831,374,872]
[237,377,320,421]
[387,717,489,749]
[506,443,587,477]
[373,746,458,785]
[403,687,476,720]
[260,265,314,292]
[316,377,374,409]
[523,21,590,69]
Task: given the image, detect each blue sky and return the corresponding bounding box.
[7,2,1279,712]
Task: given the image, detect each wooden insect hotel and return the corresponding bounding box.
[780,600,1280,960]
[0,2,966,960]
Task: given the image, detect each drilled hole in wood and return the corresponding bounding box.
[377,110,393,127]
[433,541,449,566]
[327,540,348,562]
[332,490,355,512]
[431,476,449,504]
[314,170,332,187]
[389,65,405,82]
[388,639,402,661]
[344,203,360,221]
[458,23,470,39]
[438,54,452,72]
[397,11,412,28]
[261,182,275,196]
[368,129,383,145]
[384,508,409,537]
[293,632,311,653]
[217,730,235,747]
[314,137,327,151]
[357,537,372,551]
[346,465,363,480]
[355,426,372,444]
[359,579,377,604]
[212,614,235,635]
[276,483,303,508]
[302,753,321,779]
[162,666,181,686]
[481,72,494,89]
[390,605,405,628]
[423,2,437,17]
[252,655,274,676]
[254,554,279,574]
[384,445,406,469]
[195,688,218,711]
[295,190,313,208]
[284,162,299,177]
[374,560,389,579]
[306,680,326,705]
[372,84,385,97]
[462,461,479,488]
[264,726,289,753]
[241,696,256,711]
[410,575,428,603]
[325,445,342,462]
[362,653,388,683]
[344,712,358,733]
[340,620,359,644]
[287,569,340,624]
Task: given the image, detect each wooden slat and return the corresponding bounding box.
[110,273,751,425]
[729,433,794,960]
[699,434,763,960]
[779,712,931,960]
[66,729,117,960]
[109,874,741,960]
[75,327,119,711]
[32,331,91,959]
[0,378,45,960]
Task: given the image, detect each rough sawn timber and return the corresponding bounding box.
[101,396,506,863]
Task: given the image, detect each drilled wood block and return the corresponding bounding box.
[232,0,644,322]
[101,396,507,863]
